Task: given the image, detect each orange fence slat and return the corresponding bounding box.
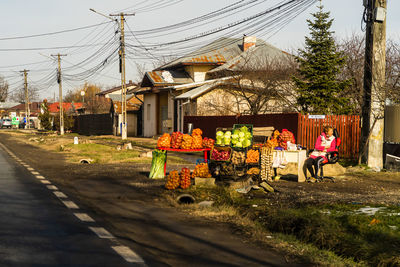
[298,114,360,159]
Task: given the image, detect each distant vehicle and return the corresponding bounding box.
[1,118,12,128]
[19,119,35,129]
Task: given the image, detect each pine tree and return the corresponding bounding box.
[294,3,351,114]
[38,100,52,130]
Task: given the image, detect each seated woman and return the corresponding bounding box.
[305,126,336,182]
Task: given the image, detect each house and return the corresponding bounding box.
[0,102,21,118]
[97,82,143,137]
[137,36,292,137]
[48,102,83,116]
[4,102,42,118]
[109,93,143,137]
[96,80,138,99]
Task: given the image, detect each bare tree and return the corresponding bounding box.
[202,54,298,115]
[339,34,400,163]
[10,86,39,103]
[338,34,400,114]
[385,39,400,104]
[0,76,8,102]
[63,82,110,114]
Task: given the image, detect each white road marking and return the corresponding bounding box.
[27,167,34,171]
[31,171,40,175]
[35,175,45,179]
[53,191,68,198]
[89,227,114,239]
[47,185,58,190]
[40,180,51,184]
[62,201,79,209]
[74,213,95,222]
[111,246,145,263]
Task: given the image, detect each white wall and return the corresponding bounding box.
[184,65,214,82]
[143,93,157,137]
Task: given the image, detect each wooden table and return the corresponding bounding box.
[273,150,307,182]
[157,147,211,176]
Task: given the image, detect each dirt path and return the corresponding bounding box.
[0,132,303,267]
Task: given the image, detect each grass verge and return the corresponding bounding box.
[164,185,400,266]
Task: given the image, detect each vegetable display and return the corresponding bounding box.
[246,149,260,164]
[192,128,203,136]
[157,133,171,148]
[216,130,232,146]
[191,128,203,149]
[181,134,193,149]
[247,167,260,175]
[261,147,274,181]
[220,163,234,176]
[231,151,246,165]
[165,170,180,189]
[211,148,231,161]
[149,150,166,179]
[180,168,191,189]
[192,163,212,178]
[202,137,215,149]
[192,135,203,149]
[171,132,183,149]
[231,126,252,148]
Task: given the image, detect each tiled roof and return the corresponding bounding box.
[48,102,83,113]
[157,37,267,70]
[208,43,290,73]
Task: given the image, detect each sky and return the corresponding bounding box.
[0,0,399,101]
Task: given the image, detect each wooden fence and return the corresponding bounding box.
[73,113,113,136]
[297,114,361,159]
[184,113,361,159]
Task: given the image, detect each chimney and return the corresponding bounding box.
[242,36,256,52]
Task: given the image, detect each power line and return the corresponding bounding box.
[0,21,112,41]
[0,42,117,52]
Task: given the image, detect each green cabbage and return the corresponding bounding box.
[240,126,249,133]
[243,139,251,148]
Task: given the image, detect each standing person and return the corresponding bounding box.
[305,126,336,182]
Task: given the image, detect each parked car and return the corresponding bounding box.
[1,118,12,128]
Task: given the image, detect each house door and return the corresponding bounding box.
[161,106,169,134]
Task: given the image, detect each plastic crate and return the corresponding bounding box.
[245,148,261,166]
[210,146,232,162]
[231,124,254,150]
[196,159,209,165]
[230,150,247,166]
[215,127,233,147]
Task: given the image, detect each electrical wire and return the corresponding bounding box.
[0,21,112,41]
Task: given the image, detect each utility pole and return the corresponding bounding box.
[361,0,387,169]
[51,53,67,135]
[21,69,30,129]
[110,12,135,140]
[90,9,134,140]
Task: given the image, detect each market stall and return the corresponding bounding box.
[150,124,305,190]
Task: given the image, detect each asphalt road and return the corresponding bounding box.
[0,145,143,267]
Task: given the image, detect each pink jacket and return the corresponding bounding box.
[310,133,336,160]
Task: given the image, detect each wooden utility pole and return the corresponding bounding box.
[90,9,134,140]
[51,53,67,135]
[21,69,30,129]
[361,0,387,169]
[110,12,135,140]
